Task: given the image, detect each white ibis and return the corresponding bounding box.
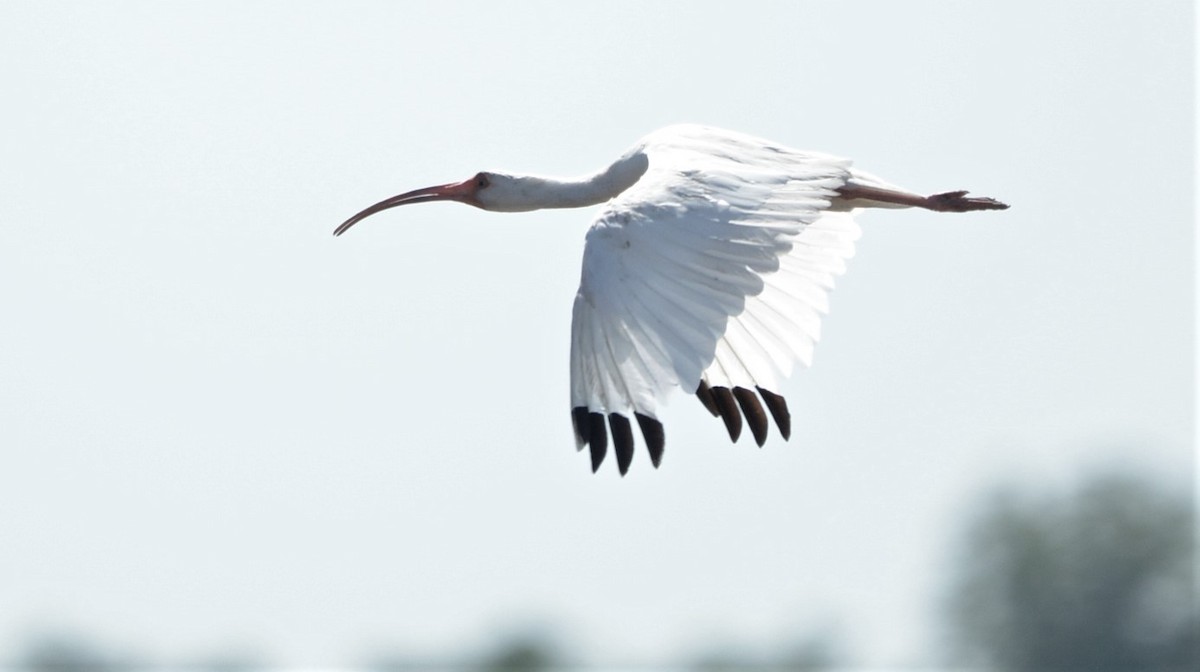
[335,124,1007,475]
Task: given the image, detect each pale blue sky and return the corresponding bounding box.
[0,1,1193,667]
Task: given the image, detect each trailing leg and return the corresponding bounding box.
[837,184,1009,212]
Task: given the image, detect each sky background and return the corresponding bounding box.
[0,1,1194,668]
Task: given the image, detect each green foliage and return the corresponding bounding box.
[17,631,125,672]
[944,471,1198,671]
[476,631,561,672]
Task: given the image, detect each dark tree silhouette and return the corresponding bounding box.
[476,631,561,672]
[16,631,126,672]
[944,470,1197,671]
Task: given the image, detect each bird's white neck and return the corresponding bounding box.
[482,151,649,212]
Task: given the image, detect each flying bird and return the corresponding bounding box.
[335,124,1007,475]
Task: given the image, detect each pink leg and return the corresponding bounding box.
[837,184,1009,212]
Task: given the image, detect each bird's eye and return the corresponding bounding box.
[476,173,490,188]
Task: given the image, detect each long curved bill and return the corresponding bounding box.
[333,178,477,236]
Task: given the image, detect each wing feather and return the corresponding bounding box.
[569,125,863,471]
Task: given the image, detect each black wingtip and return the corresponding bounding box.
[733,387,769,447]
[710,386,743,443]
[635,412,665,468]
[756,386,791,441]
[587,412,607,472]
[608,414,635,476]
[695,380,721,417]
[571,406,590,449]
[578,408,666,474]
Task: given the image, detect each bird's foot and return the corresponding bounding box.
[926,190,1010,212]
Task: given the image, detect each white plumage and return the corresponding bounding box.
[335,124,1008,475]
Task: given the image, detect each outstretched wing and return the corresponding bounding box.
[569,124,860,474]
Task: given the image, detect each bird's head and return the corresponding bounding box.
[334,171,546,236]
